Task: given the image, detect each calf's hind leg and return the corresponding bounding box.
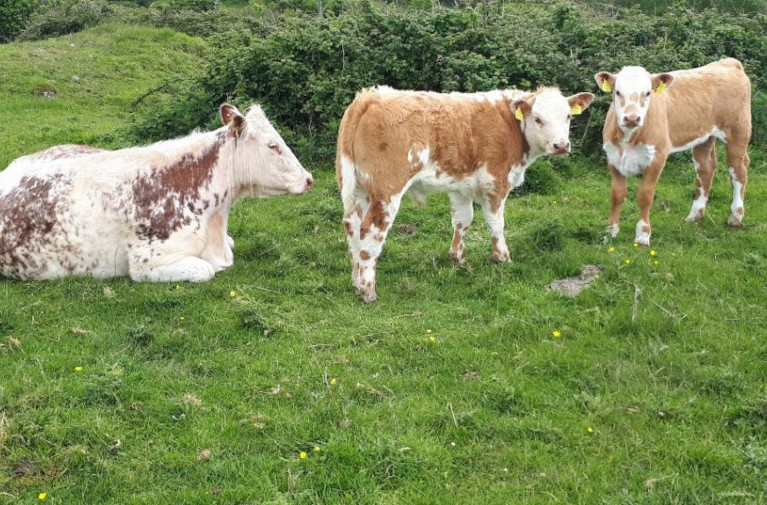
[448,193,474,263]
[685,137,717,223]
[725,138,749,228]
[355,193,404,303]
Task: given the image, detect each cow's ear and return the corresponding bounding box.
[594,72,616,93]
[220,103,246,137]
[512,99,532,122]
[567,92,595,115]
[651,73,674,94]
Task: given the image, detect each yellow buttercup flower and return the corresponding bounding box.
[587,426,594,434]
[313,445,321,453]
[229,290,237,298]
[552,330,562,338]
[429,336,437,343]
[624,259,631,265]
[299,451,308,459]
[653,260,659,266]
[633,242,639,247]
[608,246,616,253]
[74,366,83,372]
[649,250,658,257]
[38,493,47,500]
[330,378,337,386]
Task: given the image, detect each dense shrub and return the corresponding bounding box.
[0,0,37,43]
[19,0,112,41]
[133,3,767,164]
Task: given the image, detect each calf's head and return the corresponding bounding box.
[512,89,594,156]
[594,67,674,131]
[220,104,313,197]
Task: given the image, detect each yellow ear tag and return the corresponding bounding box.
[601,81,612,93]
[515,108,524,121]
[571,105,583,115]
[655,82,667,94]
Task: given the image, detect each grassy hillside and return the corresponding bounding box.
[0,22,206,167]
[2,23,767,505]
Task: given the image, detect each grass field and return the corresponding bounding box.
[2,25,767,505]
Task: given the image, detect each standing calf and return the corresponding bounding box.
[595,58,751,246]
[0,104,313,282]
[336,86,594,302]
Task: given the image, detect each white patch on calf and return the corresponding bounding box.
[729,167,745,226]
[605,142,656,178]
[635,219,651,246]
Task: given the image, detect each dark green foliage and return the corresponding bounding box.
[19,0,112,41]
[133,3,767,169]
[0,0,36,42]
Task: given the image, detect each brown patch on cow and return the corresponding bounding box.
[0,174,70,277]
[132,136,223,241]
[344,220,353,237]
[451,229,463,253]
[360,200,388,240]
[359,250,372,261]
[491,237,500,253]
[641,224,651,234]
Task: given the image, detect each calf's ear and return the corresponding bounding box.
[594,72,616,93]
[567,92,595,115]
[651,73,674,94]
[220,103,246,137]
[512,99,533,121]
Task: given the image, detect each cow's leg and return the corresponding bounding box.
[200,211,234,271]
[607,165,626,238]
[634,155,667,246]
[356,193,404,303]
[482,195,510,263]
[685,137,717,223]
[342,187,370,293]
[129,234,216,283]
[725,138,750,228]
[448,193,474,264]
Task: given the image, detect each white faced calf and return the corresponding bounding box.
[0,104,312,282]
[595,58,751,246]
[336,86,594,302]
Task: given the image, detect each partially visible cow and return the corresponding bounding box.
[595,58,751,246]
[336,86,595,302]
[0,103,313,282]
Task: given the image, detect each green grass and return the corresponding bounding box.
[3,25,767,505]
[0,21,206,167]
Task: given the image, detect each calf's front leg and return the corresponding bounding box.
[634,154,667,246]
[607,164,626,238]
[482,195,510,263]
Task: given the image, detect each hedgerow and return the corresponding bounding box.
[132,3,767,162]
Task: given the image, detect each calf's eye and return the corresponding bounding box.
[534,117,544,126]
[268,142,281,154]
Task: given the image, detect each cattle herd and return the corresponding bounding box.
[0,58,752,303]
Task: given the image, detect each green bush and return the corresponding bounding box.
[133,3,767,169]
[0,0,37,43]
[20,0,112,41]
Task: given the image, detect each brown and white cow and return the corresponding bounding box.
[0,104,313,282]
[336,86,594,302]
[595,58,751,246]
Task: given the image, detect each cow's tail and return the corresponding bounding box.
[336,89,378,216]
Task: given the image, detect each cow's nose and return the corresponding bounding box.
[623,114,640,126]
[552,140,570,154]
[305,176,314,190]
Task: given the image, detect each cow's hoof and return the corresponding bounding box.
[633,239,650,247]
[684,214,702,224]
[358,290,378,304]
[449,251,466,264]
[606,224,620,238]
[728,216,743,229]
[491,252,511,263]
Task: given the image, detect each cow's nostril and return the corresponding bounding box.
[306,177,314,187]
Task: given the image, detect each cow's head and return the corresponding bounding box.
[512,89,595,156]
[595,67,674,132]
[220,104,313,197]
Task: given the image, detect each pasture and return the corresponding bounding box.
[3,16,767,505]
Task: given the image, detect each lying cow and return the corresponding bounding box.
[336,85,595,302]
[595,58,751,246]
[0,104,313,282]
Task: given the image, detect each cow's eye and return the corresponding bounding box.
[567,114,573,122]
[644,91,651,98]
[616,90,622,98]
[268,142,281,154]
[534,117,544,126]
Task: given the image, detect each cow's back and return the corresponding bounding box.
[337,87,519,199]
